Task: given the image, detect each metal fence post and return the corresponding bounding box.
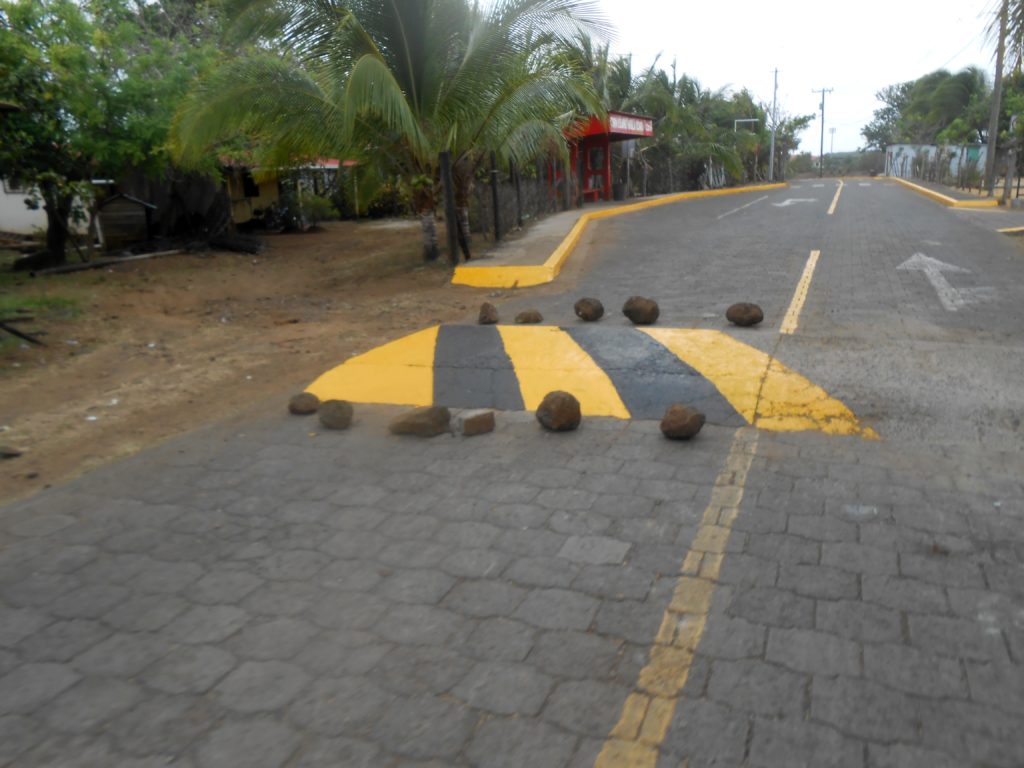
[439,151,459,265]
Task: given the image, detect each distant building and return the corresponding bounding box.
[0,178,45,235]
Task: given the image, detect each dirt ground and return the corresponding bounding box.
[0,220,492,504]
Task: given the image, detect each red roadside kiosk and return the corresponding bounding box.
[568,111,654,202]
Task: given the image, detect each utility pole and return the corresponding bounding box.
[768,68,778,182]
[813,87,833,178]
[986,0,1008,196]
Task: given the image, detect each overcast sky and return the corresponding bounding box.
[596,0,998,153]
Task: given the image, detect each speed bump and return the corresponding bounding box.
[305,325,875,436]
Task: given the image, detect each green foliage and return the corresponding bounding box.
[366,183,412,219]
[300,194,338,226]
[862,68,990,148]
[173,0,610,208]
[0,0,219,264]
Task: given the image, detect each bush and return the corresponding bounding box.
[301,194,338,226]
[366,182,411,218]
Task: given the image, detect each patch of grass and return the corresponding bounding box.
[0,294,81,318]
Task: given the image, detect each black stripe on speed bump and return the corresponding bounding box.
[433,325,524,411]
[565,326,745,424]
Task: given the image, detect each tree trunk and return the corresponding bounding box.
[41,182,72,268]
[420,211,439,261]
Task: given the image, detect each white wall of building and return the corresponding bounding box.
[0,180,47,235]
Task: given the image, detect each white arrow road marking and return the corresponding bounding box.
[717,195,768,220]
[812,183,825,188]
[858,182,871,187]
[897,252,993,312]
[772,198,818,207]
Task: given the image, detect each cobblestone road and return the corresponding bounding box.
[1,180,1022,766]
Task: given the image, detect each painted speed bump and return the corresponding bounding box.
[305,325,875,436]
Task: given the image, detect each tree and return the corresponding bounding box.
[772,113,814,180]
[173,0,608,262]
[862,82,912,150]
[0,0,217,266]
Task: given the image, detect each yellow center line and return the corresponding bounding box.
[779,250,820,335]
[595,427,759,768]
[827,179,844,215]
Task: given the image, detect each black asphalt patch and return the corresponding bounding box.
[565,326,745,424]
[433,325,525,411]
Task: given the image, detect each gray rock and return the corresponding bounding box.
[389,406,451,437]
[726,302,764,327]
[288,392,319,415]
[574,298,604,322]
[515,309,543,324]
[479,302,499,325]
[622,296,659,325]
[318,400,354,430]
[660,404,705,440]
[536,391,581,432]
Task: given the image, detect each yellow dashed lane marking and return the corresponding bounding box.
[827,180,843,215]
[306,325,438,407]
[496,325,630,418]
[641,327,874,437]
[595,427,759,768]
[779,249,821,335]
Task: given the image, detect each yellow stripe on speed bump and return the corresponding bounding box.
[641,328,875,437]
[304,324,875,437]
[306,325,438,407]
[496,325,629,418]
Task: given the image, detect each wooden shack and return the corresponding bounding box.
[97,193,155,250]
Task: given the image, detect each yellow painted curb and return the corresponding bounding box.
[452,183,787,289]
[889,177,1000,208]
[997,225,1024,234]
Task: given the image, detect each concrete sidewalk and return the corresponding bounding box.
[473,200,628,268]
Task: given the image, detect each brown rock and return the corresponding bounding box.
[622,296,660,325]
[515,309,543,324]
[479,302,499,324]
[456,409,495,436]
[536,391,581,432]
[388,406,451,437]
[574,297,604,322]
[660,404,705,440]
[288,392,320,415]
[318,400,354,430]
[726,302,764,327]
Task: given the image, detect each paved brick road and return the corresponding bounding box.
[1,180,1022,767]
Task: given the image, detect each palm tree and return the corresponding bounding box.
[172,0,608,261]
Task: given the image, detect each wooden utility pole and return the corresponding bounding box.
[986,0,1008,196]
